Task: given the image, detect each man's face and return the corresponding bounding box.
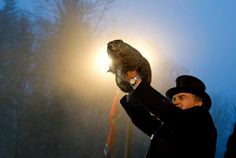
[172,93,203,110]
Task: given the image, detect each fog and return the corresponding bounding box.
[0,0,236,158]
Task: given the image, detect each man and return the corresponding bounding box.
[224,123,236,158]
[119,73,217,158]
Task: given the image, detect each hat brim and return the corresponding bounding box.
[166,87,211,109]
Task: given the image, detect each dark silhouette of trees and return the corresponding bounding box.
[0,0,115,157]
[0,0,35,158]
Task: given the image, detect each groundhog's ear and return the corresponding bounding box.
[113,39,123,43]
[109,39,123,46]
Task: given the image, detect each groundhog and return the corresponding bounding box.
[107,39,152,92]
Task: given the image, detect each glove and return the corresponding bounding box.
[115,74,133,93]
[115,69,142,93]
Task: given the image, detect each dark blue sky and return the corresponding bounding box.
[103,0,236,99]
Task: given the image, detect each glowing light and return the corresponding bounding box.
[96,50,112,74]
[130,39,159,68]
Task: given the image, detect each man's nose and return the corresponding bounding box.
[172,98,179,105]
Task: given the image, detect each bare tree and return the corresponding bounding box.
[27,0,115,157]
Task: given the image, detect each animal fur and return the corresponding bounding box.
[107,39,152,92]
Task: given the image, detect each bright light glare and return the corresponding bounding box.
[131,40,159,68]
[96,51,111,73]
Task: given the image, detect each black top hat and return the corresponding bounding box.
[166,75,211,110]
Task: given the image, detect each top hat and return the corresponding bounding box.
[166,75,211,109]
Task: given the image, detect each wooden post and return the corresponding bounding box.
[124,120,133,158]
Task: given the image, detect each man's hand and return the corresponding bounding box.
[115,70,142,93]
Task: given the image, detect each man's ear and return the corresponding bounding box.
[196,100,203,106]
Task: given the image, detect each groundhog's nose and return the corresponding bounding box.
[107,43,113,50]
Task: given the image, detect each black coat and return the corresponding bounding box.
[120,82,217,158]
